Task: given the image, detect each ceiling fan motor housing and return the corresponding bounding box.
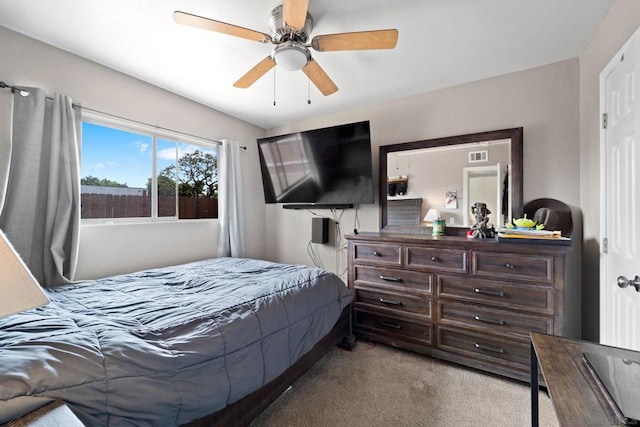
[269,5,313,43]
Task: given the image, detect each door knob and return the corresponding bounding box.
[617,275,640,292]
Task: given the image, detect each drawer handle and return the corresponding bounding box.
[379,320,402,329]
[473,315,506,325]
[379,275,402,282]
[473,288,505,297]
[379,298,403,306]
[504,263,515,270]
[473,342,505,354]
[373,251,381,257]
[431,256,439,262]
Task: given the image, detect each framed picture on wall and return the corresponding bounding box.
[446,190,457,209]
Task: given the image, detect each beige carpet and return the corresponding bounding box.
[251,340,559,427]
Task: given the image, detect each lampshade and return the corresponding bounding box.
[423,208,441,222]
[0,229,49,318]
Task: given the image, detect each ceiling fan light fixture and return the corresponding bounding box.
[272,42,310,71]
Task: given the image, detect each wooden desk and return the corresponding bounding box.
[530,332,640,427]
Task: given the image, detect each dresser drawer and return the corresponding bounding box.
[471,251,553,284]
[355,310,433,346]
[437,275,554,315]
[355,286,432,320]
[439,301,553,337]
[353,243,402,266]
[406,246,467,273]
[437,326,530,367]
[354,265,432,293]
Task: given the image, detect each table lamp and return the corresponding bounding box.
[423,208,441,223]
[0,229,49,318]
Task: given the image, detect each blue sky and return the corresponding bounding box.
[81,122,214,188]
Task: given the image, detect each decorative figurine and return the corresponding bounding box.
[470,202,495,239]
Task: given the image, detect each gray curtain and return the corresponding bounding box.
[0,87,81,287]
[217,139,245,257]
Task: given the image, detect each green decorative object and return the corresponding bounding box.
[432,219,445,236]
[512,214,537,229]
[505,214,545,230]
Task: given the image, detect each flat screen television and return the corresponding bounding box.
[257,121,374,208]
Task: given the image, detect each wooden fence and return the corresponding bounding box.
[178,197,218,219]
[81,193,218,219]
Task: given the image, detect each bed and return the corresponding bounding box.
[0,257,353,426]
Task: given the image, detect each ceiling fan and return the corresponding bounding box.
[174,0,398,96]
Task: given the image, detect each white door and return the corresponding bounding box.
[600,27,640,350]
[462,164,501,227]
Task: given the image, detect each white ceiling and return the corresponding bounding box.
[0,0,611,129]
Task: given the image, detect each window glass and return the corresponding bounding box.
[81,123,153,219]
[81,121,218,221]
[174,143,218,219]
[157,139,178,217]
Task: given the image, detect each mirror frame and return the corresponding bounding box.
[379,127,523,233]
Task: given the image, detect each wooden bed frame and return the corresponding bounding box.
[184,307,351,427]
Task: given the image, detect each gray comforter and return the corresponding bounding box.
[0,257,352,425]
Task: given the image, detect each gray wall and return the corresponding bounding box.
[0,26,266,279]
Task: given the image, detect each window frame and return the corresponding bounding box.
[80,111,219,224]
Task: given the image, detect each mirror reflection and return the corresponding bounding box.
[379,128,523,234]
[388,139,510,227]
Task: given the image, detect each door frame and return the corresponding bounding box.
[462,164,501,227]
[599,25,640,344]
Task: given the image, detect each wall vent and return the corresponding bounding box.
[468,150,488,163]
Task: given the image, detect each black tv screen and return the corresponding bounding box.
[257,121,374,207]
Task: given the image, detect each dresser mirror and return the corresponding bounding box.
[379,128,523,234]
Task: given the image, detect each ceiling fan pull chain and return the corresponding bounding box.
[273,67,277,106]
[307,77,311,105]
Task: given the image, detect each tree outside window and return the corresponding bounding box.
[152,149,218,219]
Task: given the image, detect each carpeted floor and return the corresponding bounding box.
[251,340,559,427]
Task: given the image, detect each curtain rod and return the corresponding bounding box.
[0,81,246,150]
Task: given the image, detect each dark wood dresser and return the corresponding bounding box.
[346,232,579,382]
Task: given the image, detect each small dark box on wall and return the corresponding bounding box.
[312,217,329,244]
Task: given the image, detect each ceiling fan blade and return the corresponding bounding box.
[233,56,276,88]
[302,59,338,96]
[283,0,309,30]
[311,29,398,52]
[174,11,272,44]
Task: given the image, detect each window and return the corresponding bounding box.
[80,117,218,221]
